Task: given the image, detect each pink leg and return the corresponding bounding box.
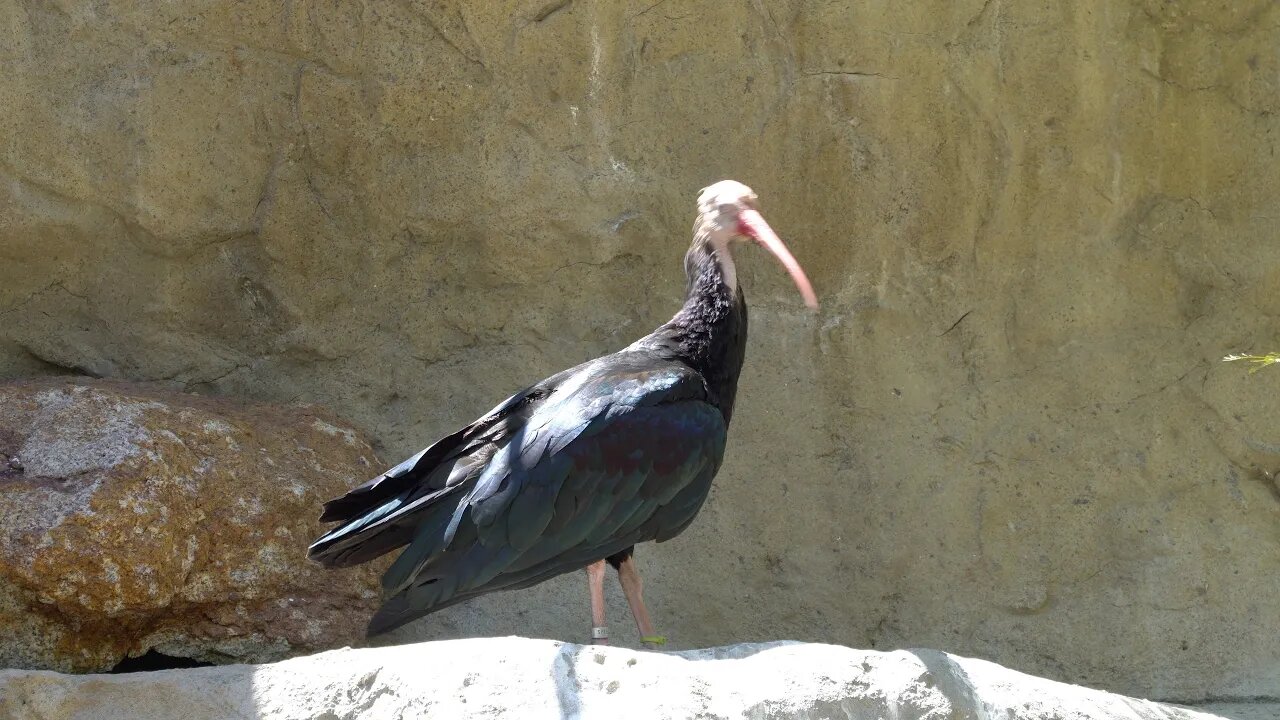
[586,560,608,645]
[616,555,665,647]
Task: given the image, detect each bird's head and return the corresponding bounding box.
[693,180,818,309]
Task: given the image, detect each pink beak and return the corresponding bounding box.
[738,209,819,310]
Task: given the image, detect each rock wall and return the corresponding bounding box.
[1,0,1277,701]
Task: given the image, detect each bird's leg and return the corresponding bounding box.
[616,555,665,648]
[586,560,608,645]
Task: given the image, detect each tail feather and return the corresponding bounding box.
[310,425,489,568]
[307,483,466,567]
[319,427,469,523]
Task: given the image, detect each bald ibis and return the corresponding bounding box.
[308,180,817,646]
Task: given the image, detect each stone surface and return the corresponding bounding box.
[1,0,1278,703]
[0,379,385,672]
[0,638,1261,720]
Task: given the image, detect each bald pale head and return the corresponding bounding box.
[692,180,818,309]
[697,179,759,222]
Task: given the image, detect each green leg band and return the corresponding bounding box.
[640,635,667,646]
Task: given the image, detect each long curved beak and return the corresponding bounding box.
[738,209,819,309]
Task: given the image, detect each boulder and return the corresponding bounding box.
[0,379,384,672]
[0,638,1260,720]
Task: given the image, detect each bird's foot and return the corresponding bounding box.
[640,635,667,648]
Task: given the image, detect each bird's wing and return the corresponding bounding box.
[307,367,573,568]
[368,357,727,634]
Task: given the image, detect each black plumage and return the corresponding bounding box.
[308,181,814,637]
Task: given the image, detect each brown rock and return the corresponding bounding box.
[0,379,384,672]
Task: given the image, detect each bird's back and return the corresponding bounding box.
[308,349,728,634]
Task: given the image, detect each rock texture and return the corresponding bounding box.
[0,379,384,672]
[1,0,1277,703]
[0,638,1259,720]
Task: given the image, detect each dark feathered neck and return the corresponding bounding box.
[636,241,749,421]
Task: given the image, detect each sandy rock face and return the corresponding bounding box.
[0,379,384,672]
[0,638,1252,720]
[1,0,1278,701]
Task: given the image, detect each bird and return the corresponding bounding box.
[308,180,817,647]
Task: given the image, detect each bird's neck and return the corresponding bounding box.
[650,241,749,421]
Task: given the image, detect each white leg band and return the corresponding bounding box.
[591,625,609,640]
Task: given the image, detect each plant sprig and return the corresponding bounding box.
[1222,352,1280,373]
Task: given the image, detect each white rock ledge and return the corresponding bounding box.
[0,638,1264,720]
